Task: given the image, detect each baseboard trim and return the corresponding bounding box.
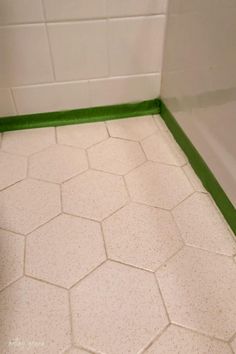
[0,99,160,132]
[160,100,236,235]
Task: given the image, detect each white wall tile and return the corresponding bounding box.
[0,25,54,86]
[43,0,106,21]
[108,0,167,17]
[0,89,16,116]
[0,0,44,25]
[13,81,90,114]
[48,22,109,81]
[108,16,165,76]
[90,74,160,106]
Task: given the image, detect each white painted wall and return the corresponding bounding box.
[0,0,167,116]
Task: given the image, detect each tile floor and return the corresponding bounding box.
[0,115,236,354]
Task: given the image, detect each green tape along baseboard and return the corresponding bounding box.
[0,97,235,235]
[0,99,160,132]
[160,100,236,236]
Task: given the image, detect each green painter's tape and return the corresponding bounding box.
[160,100,236,235]
[0,99,160,132]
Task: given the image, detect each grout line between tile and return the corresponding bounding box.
[24,212,62,236]
[23,234,27,275]
[130,200,170,213]
[155,245,186,273]
[25,273,68,291]
[0,275,24,294]
[59,184,63,214]
[170,191,196,212]
[179,242,236,258]
[67,291,74,348]
[108,258,155,274]
[171,322,232,344]
[0,177,27,193]
[139,323,171,354]
[41,0,57,81]
[153,273,171,324]
[99,223,109,259]
[100,200,130,223]
[69,260,107,291]
[104,121,111,137]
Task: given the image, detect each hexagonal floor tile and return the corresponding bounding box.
[2,127,55,156]
[173,193,236,255]
[26,214,106,288]
[0,277,70,353]
[71,261,168,354]
[141,131,187,166]
[103,203,183,271]
[0,179,60,234]
[57,122,108,149]
[145,325,232,354]
[156,247,236,340]
[0,152,27,190]
[29,145,88,183]
[88,138,145,175]
[106,116,157,141]
[125,161,193,209]
[62,170,128,221]
[0,229,24,291]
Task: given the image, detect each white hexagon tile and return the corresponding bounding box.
[125,161,193,209]
[29,145,88,183]
[62,170,128,221]
[1,116,236,354]
[156,246,236,341]
[25,214,106,288]
[70,261,168,354]
[141,129,187,166]
[106,116,157,141]
[88,138,146,175]
[0,179,61,234]
[2,127,55,156]
[172,192,236,255]
[102,202,183,271]
[57,122,108,149]
[0,278,70,353]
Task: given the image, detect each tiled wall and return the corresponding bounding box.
[0,0,167,116]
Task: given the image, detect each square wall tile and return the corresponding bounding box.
[108,16,166,76]
[13,81,90,114]
[90,74,161,106]
[0,25,54,86]
[44,0,106,21]
[108,0,167,17]
[0,89,16,117]
[48,21,109,81]
[0,0,44,25]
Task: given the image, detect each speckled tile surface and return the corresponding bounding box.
[0,115,235,354]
